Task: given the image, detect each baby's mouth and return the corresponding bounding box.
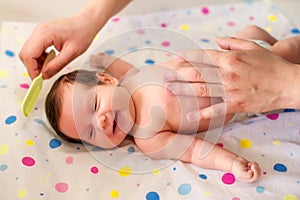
[113,112,117,132]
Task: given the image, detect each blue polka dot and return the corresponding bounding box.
[127,146,135,154]
[128,46,137,52]
[283,109,295,112]
[145,40,151,44]
[5,50,15,57]
[146,191,160,200]
[34,118,44,125]
[104,50,114,55]
[273,163,287,172]
[291,28,300,34]
[5,115,17,125]
[0,164,8,171]
[145,59,155,65]
[49,138,62,149]
[200,38,210,43]
[173,167,177,171]
[178,183,191,195]
[199,174,207,180]
[92,146,104,151]
[256,186,265,193]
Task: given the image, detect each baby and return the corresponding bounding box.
[47,24,299,183]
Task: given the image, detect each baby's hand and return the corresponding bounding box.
[231,157,261,183]
[89,53,115,69]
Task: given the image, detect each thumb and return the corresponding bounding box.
[216,37,260,51]
[41,48,78,79]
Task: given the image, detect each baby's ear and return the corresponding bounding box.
[96,73,119,85]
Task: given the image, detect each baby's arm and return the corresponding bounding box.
[89,53,135,80]
[135,131,261,183]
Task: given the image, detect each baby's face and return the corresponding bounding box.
[58,77,128,148]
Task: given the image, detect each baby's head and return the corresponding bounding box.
[45,69,129,148]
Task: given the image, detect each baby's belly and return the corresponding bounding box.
[166,95,233,133]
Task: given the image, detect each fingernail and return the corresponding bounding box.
[187,111,200,122]
[42,70,53,79]
[163,70,175,81]
[174,55,185,62]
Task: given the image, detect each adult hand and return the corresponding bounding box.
[19,14,97,80]
[164,37,300,121]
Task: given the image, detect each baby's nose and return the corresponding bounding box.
[98,115,107,130]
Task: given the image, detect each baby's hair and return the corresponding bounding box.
[45,69,103,144]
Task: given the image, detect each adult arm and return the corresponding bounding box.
[164,37,300,121]
[19,0,131,80]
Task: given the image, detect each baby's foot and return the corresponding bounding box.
[231,157,261,183]
[89,53,115,68]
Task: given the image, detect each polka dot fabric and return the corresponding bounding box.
[1,1,300,199]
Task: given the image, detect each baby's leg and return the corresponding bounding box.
[271,35,300,64]
[235,25,277,45]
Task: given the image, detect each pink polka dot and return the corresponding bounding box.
[55,182,68,193]
[266,113,279,120]
[21,156,35,167]
[263,171,267,175]
[249,16,254,21]
[229,6,235,11]
[201,7,210,15]
[112,17,120,22]
[222,173,236,185]
[232,198,240,200]
[217,143,224,148]
[65,156,73,165]
[90,166,99,174]
[227,21,235,27]
[160,23,167,28]
[20,83,30,89]
[136,29,145,35]
[161,41,170,47]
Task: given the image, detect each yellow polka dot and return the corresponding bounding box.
[22,72,28,77]
[118,166,132,177]
[0,70,8,78]
[26,140,34,147]
[18,100,22,105]
[205,191,210,196]
[16,37,23,43]
[283,194,298,200]
[273,140,281,145]
[46,173,51,177]
[266,26,273,32]
[110,190,119,198]
[152,169,160,175]
[180,24,190,31]
[288,123,293,126]
[240,139,252,148]
[203,27,210,32]
[18,189,26,198]
[112,37,119,43]
[0,144,9,155]
[268,15,277,22]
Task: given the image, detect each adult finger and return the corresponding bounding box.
[216,37,261,51]
[163,66,222,83]
[166,82,225,97]
[186,102,231,122]
[41,45,80,79]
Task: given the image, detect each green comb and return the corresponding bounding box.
[21,50,56,117]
